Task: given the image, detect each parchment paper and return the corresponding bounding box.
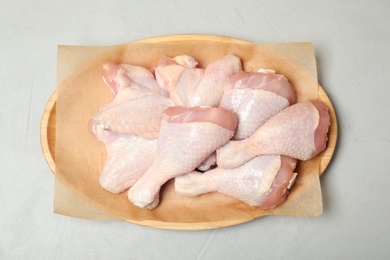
[55,37,322,228]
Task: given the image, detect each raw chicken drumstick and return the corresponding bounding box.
[217,100,330,169]
[220,70,296,140]
[175,155,297,209]
[128,106,237,209]
[88,120,157,193]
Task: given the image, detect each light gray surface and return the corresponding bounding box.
[1,0,389,259]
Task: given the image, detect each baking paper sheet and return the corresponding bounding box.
[55,37,321,228]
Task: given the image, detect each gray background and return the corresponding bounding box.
[1,0,389,259]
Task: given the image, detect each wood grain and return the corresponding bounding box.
[318,86,338,173]
[40,90,56,174]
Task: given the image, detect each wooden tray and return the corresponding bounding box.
[40,35,337,229]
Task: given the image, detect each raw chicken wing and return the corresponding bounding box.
[102,61,167,98]
[156,54,242,107]
[188,54,242,107]
[91,94,173,139]
[155,55,200,106]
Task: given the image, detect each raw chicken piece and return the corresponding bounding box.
[157,55,198,68]
[98,62,168,113]
[156,54,242,107]
[155,55,199,105]
[91,94,174,139]
[127,106,237,209]
[220,70,296,140]
[155,55,204,106]
[169,68,205,106]
[217,100,330,169]
[227,70,296,104]
[92,62,173,139]
[102,61,167,98]
[196,152,216,172]
[175,155,297,209]
[188,54,242,107]
[88,120,157,193]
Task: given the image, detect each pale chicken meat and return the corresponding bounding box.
[196,152,216,172]
[127,106,237,209]
[155,55,200,106]
[102,61,167,98]
[88,120,157,193]
[91,61,173,139]
[190,54,242,107]
[100,62,168,113]
[175,155,297,209]
[157,55,198,68]
[220,70,296,140]
[167,68,205,106]
[92,94,173,139]
[155,54,242,107]
[227,70,296,104]
[217,100,330,169]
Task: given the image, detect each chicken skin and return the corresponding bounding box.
[217,100,330,169]
[127,106,237,209]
